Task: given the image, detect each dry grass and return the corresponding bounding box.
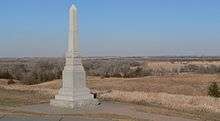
[0,88,52,107]
[6,74,217,97]
[144,61,183,72]
[0,81,59,96]
[88,74,220,96]
[99,90,220,113]
[0,73,219,115]
[144,61,220,71]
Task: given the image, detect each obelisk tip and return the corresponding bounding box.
[70,4,77,11]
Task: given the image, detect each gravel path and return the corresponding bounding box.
[0,115,111,121]
[0,101,198,121]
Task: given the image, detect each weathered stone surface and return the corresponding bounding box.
[50,99,99,110]
[50,4,99,109]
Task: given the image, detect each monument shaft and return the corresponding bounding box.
[50,4,98,109]
[68,5,78,52]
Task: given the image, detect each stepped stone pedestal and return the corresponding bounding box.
[50,4,99,109]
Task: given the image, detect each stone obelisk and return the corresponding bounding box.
[50,4,98,109]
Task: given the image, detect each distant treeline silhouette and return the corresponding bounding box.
[0,57,220,84]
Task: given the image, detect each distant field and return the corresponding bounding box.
[144,60,220,75]
[1,57,220,85]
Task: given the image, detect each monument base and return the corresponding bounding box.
[50,98,99,110]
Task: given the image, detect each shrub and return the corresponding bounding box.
[0,71,12,79]
[0,58,152,83]
[21,60,64,85]
[7,79,15,85]
[83,60,147,78]
[208,82,220,98]
[125,67,152,78]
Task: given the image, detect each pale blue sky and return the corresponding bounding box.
[0,0,220,57]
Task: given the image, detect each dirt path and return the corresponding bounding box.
[0,101,198,121]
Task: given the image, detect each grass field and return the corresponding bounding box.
[0,88,51,107]
[0,73,219,120]
[88,74,220,96]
